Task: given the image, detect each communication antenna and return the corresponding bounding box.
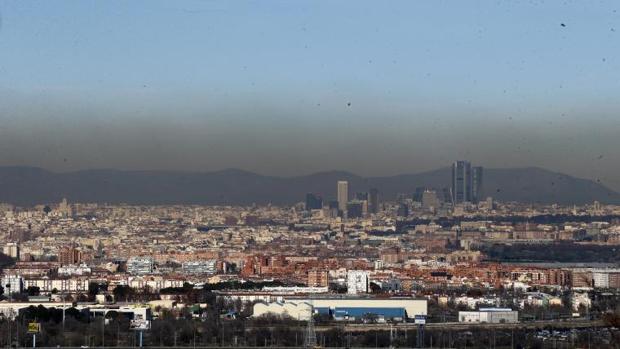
[303,298,317,348]
[449,187,455,207]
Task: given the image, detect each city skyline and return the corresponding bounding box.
[0,162,617,207]
[0,1,619,346]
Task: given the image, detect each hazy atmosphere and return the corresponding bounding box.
[1,0,619,189]
[2,2,620,346]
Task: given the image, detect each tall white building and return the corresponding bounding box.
[3,243,19,259]
[1,275,23,295]
[347,270,369,294]
[337,181,349,212]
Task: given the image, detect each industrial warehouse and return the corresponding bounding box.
[458,308,519,324]
[253,297,428,323]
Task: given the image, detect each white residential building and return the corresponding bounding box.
[3,243,19,259]
[181,260,217,274]
[347,270,369,294]
[58,263,92,276]
[1,275,23,294]
[127,257,154,275]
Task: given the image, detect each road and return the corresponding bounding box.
[312,319,606,332]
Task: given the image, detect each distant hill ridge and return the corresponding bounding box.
[0,166,618,206]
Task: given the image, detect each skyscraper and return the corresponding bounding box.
[369,188,379,214]
[452,161,472,204]
[441,187,452,203]
[413,187,426,202]
[354,192,369,216]
[305,193,323,210]
[422,190,440,211]
[346,200,364,219]
[472,166,484,204]
[328,200,339,210]
[397,203,409,217]
[337,181,349,212]
[355,192,369,201]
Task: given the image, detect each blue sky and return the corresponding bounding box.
[0,1,619,189]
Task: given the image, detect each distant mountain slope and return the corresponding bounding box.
[0,166,618,206]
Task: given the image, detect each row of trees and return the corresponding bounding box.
[0,287,618,348]
[1,279,617,347]
[2,306,618,348]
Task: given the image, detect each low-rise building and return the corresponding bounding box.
[458,308,518,323]
[181,260,217,275]
[253,301,312,321]
[307,269,329,287]
[58,263,92,276]
[127,257,154,275]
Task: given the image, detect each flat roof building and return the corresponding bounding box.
[459,308,518,323]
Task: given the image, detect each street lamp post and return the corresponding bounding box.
[61,290,66,347]
[6,284,11,348]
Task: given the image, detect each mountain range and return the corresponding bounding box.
[0,166,618,206]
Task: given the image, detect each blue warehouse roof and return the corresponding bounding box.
[314,307,331,315]
[333,307,406,318]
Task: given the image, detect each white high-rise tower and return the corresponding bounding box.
[337,181,349,212]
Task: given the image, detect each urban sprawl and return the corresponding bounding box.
[1,161,619,347]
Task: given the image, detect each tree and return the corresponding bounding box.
[602,309,620,327]
[26,286,40,296]
[76,293,89,302]
[329,283,347,294]
[88,282,108,299]
[105,310,119,320]
[0,252,16,269]
[113,285,134,301]
[369,282,382,293]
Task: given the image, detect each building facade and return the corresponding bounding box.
[127,257,154,275]
[452,161,472,204]
[472,166,484,203]
[308,269,329,287]
[459,308,518,323]
[305,193,323,211]
[347,270,369,294]
[337,181,349,212]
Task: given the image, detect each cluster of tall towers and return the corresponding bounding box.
[304,161,483,215]
[304,181,379,218]
[336,181,379,217]
[451,160,484,204]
